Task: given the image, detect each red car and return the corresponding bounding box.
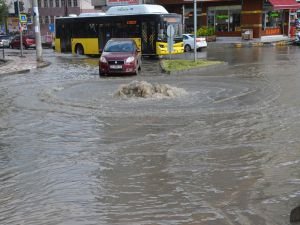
[10,35,36,49]
[99,38,142,76]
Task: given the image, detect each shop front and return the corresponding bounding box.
[156,0,300,39]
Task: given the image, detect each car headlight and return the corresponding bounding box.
[100,56,107,63]
[125,56,135,64]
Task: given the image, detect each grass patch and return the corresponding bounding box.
[161,59,223,72]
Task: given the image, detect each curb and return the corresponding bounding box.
[160,60,228,75]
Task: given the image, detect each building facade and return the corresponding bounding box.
[3,0,96,36]
[34,0,96,36]
[155,0,300,39]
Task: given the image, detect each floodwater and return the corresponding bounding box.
[1,46,300,225]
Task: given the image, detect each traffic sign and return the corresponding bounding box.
[167,25,175,37]
[20,14,27,23]
[49,23,55,33]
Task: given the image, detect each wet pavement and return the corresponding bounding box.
[1,47,300,225]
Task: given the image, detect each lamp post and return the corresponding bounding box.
[184,0,199,62]
[32,0,43,61]
[17,0,24,57]
[193,0,197,62]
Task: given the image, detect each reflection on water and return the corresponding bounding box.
[1,47,300,225]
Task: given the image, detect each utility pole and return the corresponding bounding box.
[32,0,43,61]
[17,0,24,57]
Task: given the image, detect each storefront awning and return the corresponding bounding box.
[268,0,300,10]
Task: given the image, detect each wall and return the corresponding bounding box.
[241,0,263,38]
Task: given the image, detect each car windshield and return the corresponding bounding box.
[188,34,195,38]
[0,35,10,40]
[104,41,134,52]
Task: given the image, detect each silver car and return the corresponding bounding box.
[0,35,11,48]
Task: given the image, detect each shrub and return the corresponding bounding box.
[196,26,215,36]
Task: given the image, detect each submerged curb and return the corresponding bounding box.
[233,40,290,48]
[160,60,228,75]
[208,40,291,49]
[0,59,51,76]
[37,61,51,68]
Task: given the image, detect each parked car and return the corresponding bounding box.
[10,35,36,49]
[0,35,11,48]
[99,38,142,76]
[183,33,207,52]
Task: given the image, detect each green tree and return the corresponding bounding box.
[0,0,8,24]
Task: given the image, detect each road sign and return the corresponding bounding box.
[49,23,55,33]
[167,25,175,37]
[20,14,27,23]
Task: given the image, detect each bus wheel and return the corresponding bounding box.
[76,44,84,55]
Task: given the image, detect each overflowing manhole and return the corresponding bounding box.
[114,80,187,99]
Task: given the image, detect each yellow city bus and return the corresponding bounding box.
[54,4,184,56]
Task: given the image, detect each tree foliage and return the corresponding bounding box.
[0,0,8,24]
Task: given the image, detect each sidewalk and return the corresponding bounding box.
[208,35,292,48]
[0,52,50,76]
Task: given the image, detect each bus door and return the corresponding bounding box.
[141,21,156,55]
[61,23,72,53]
[99,24,111,52]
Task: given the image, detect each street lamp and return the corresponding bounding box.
[32,0,43,61]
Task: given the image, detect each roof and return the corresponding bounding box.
[106,4,168,15]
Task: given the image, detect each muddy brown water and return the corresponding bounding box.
[0,47,300,225]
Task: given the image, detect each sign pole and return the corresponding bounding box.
[17,0,24,57]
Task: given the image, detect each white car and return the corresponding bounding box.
[183,33,207,52]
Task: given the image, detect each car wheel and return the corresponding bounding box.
[184,44,191,52]
[75,44,84,55]
[99,67,106,77]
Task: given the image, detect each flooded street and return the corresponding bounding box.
[1,46,300,225]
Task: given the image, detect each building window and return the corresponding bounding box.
[73,0,77,7]
[49,0,53,7]
[68,0,72,7]
[39,16,44,24]
[263,11,283,29]
[38,0,41,7]
[45,16,49,24]
[61,0,65,7]
[44,0,48,7]
[208,6,241,32]
[55,0,59,7]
